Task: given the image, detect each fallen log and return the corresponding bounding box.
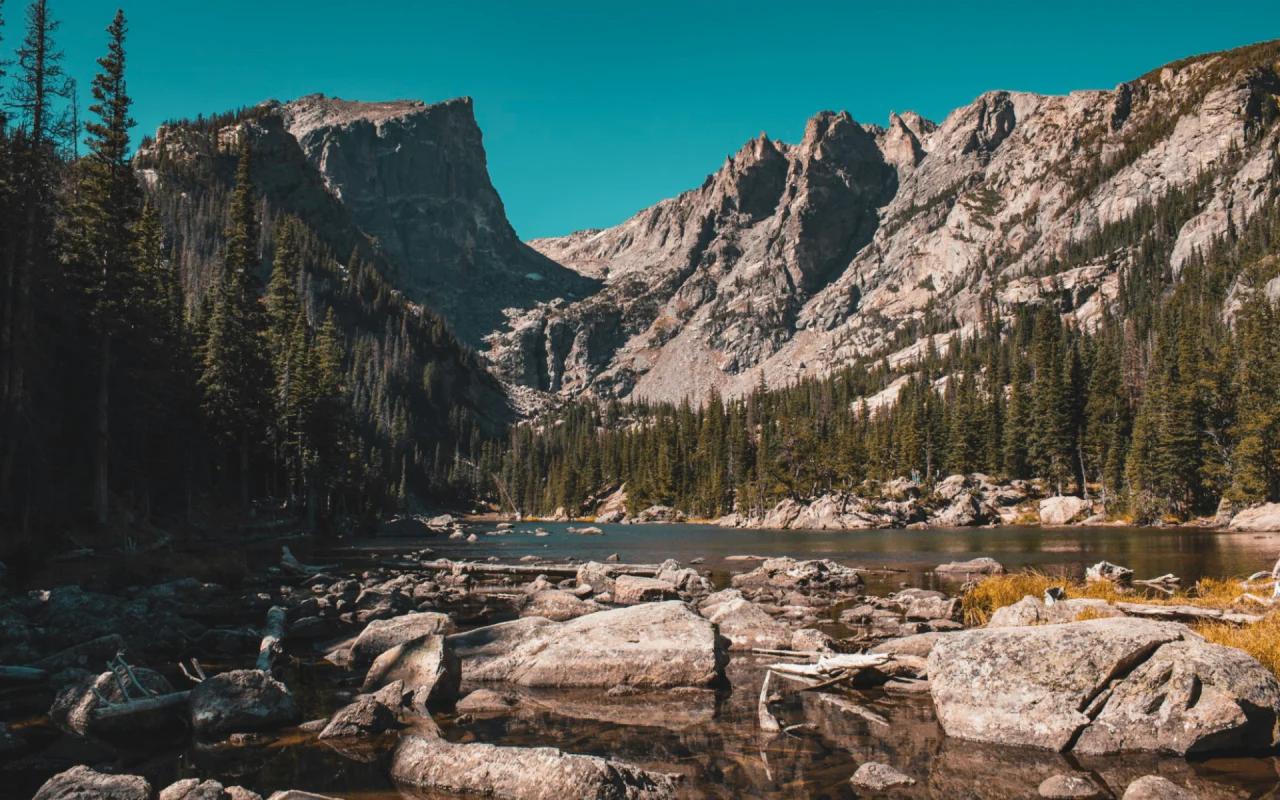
[0,666,47,682]
[89,689,191,723]
[419,559,661,577]
[255,606,287,675]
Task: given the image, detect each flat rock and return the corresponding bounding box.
[849,762,915,791]
[34,766,151,800]
[934,557,1004,577]
[1121,776,1199,800]
[362,635,460,712]
[456,688,519,713]
[613,575,678,605]
[870,631,956,658]
[188,669,300,740]
[1074,639,1280,755]
[731,557,863,592]
[450,601,726,687]
[987,596,1125,627]
[928,618,1194,751]
[575,561,619,594]
[1038,774,1103,799]
[520,590,604,621]
[1228,502,1280,531]
[391,732,675,799]
[350,612,455,662]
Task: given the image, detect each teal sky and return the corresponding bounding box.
[52,0,1280,239]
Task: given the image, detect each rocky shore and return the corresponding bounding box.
[5,536,1280,798]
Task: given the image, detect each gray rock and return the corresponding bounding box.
[934,557,1004,577]
[904,595,961,622]
[161,779,260,800]
[520,589,604,621]
[1085,561,1133,585]
[849,762,915,791]
[576,561,619,594]
[1121,776,1199,800]
[350,612,455,662]
[730,557,864,592]
[1040,496,1090,526]
[456,688,519,713]
[791,628,836,652]
[265,793,344,800]
[189,669,300,740]
[1038,774,1103,799]
[987,596,1125,628]
[450,600,726,687]
[700,595,792,651]
[928,617,1194,751]
[1228,502,1280,531]
[870,631,956,658]
[318,680,404,738]
[49,666,177,737]
[390,733,676,799]
[1074,639,1280,755]
[612,575,678,605]
[361,635,460,712]
[33,766,151,800]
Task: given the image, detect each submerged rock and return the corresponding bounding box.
[1038,774,1103,799]
[33,766,151,800]
[1120,776,1199,800]
[390,733,676,799]
[188,669,300,740]
[849,762,915,791]
[450,601,726,687]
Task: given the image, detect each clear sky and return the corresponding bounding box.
[51,0,1280,239]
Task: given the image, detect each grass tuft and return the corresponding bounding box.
[1194,614,1280,679]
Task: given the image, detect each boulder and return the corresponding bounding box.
[987,596,1125,628]
[1040,496,1089,526]
[1228,502,1280,531]
[932,494,987,527]
[50,666,177,737]
[576,561,618,594]
[1038,774,1103,799]
[450,601,726,687]
[928,618,1194,751]
[350,612,455,662]
[791,628,835,652]
[520,590,604,621]
[849,762,915,791]
[161,780,261,800]
[699,595,792,651]
[361,635,461,712]
[265,794,344,800]
[730,557,864,592]
[870,632,956,659]
[1121,776,1199,800]
[33,766,151,800]
[1085,561,1133,585]
[319,680,404,738]
[613,575,678,605]
[189,669,300,740]
[934,557,1004,577]
[1074,639,1280,755]
[904,595,961,622]
[456,688,519,713]
[390,732,676,799]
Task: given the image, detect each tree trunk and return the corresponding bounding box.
[239,428,250,511]
[93,329,111,525]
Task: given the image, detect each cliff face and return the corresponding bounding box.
[277,95,598,346]
[491,42,1280,404]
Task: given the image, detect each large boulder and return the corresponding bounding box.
[520,590,604,621]
[390,733,676,799]
[350,612,455,662]
[361,635,460,712]
[33,766,151,800]
[1228,502,1280,531]
[50,666,177,737]
[575,561,619,594]
[987,596,1124,628]
[613,575,678,605]
[730,557,864,593]
[928,618,1194,751]
[1074,639,1280,755]
[188,669,300,740]
[699,594,791,651]
[1039,496,1089,526]
[450,601,726,687]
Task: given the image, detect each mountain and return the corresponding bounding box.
[488,42,1280,404]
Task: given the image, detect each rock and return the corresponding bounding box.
[50,666,177,737]
[361,635,461,712]
[570,526,605,535]
[655,561,712,595]
[265,793,344,800]
[318,680,404,738]
[521,589,604,621]
[791,628,836,652]
[604,553,619,562]
[33,766,151,800]
[1040,496,1090,526]
[594,485,628,523]
[1085,561,1133,584]
[928,618,1195,751]
[576,561,618,594]
[904,595,961,622]
[849,762,915,791]
[987,596,1125,627]
[426,514,454,528]
[1121,776,1199,800]
[450,601,726,687]
[699,595,792,651]
[1074,639,1280,755]
[456,688,518,713]
[730,557,864,592]
[1038,774,1103,799]
[1228,502,1280,531]
[350,612,456,662]
[870,631,956,658]
[934,557,1004,577]
[613,575,678,605]
[189,669,300,740]
[391,732,676,798]
[162,780,260,800]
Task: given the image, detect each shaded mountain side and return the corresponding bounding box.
[493,41,1280,405]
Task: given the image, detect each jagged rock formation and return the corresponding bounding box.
[491,43,1280,403]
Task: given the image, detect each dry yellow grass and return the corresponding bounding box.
[1193,614,1280,678]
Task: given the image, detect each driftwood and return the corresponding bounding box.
[281,546,337,576]
[808,693,889,726]
[419,559,661,578]
[757,670,781,733]
[751,648,822,659]
[90,689,191,722]
[255,606,287,675]
[1114,602,1263,625]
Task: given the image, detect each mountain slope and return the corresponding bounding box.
[488,41,1280,404]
